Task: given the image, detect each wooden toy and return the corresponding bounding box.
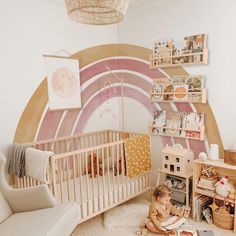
[161,145,194,175]
[136,224,147,236]
[197,165,217,191]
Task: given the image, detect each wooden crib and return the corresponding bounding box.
[13,130,151,223]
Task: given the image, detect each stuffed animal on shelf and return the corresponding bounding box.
[215,176,234,198]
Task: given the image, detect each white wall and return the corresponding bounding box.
[118,0,236,149]
[0,0,117,149]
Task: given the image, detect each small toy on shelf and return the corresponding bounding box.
[198,152,207,162]
[215,176,234,198]
[197,165,217,191]
[161,145,194,176]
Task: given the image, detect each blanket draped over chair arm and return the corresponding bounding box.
[0,152,57,213]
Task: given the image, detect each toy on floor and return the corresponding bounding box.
[177,230,197,236]
[136,223,148,236]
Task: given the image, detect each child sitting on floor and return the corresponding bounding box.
[145,185,181,235]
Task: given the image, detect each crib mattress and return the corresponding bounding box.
[54,173,148,219]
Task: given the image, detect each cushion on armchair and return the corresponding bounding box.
[0,193,12,223]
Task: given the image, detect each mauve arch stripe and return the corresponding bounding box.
[57,72,153,137]
[80,58,164,85]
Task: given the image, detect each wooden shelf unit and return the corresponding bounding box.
[193,159,236,232]
[150,125,205,141]
[150,89,207,103]
[150,49,208,69]
[156,168,192,207]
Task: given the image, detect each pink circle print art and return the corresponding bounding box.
[52,67,78,99]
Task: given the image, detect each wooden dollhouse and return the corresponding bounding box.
[161,145,194,175]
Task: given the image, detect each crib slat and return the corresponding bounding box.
[85,152,90,217]
[78,153,84,218]
[66,156,71,201]
[59,159,64,203]
[106,147,111,206]
[90,151,95,213]
[111,146,115,204]
[51,158,58,199]
[101,148,106,209]
[116,143,120,201]
[121,143,125,199]
[72,154,77,201]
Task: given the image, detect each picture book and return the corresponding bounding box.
[202,207,213,224]
[177,230,198,236]
[151,75,204,103]
[194,195,212,222]
[152,39,173,65]
[163,83,174,101]
[184,34,206,53]
[173,84,188,102]
[186,76,204,102]
[152,110,166,134]
[161,216,187,230]
[182,112,204,139]
[166,112,183,136]
[151,84,163,102]
[151,78,173,102]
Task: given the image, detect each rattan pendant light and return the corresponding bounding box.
[65,0,129,25]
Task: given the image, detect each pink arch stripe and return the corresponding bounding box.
[80,58,164,85]
[73,86,156,134]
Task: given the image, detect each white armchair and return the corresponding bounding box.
[0,152,79,236]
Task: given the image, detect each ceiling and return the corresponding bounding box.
[55,0,156,9]
[129,0,155,9]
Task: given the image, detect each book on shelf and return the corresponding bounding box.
[152,84,163,102]
[151,34,207,66]
[184,33,206,54]
[166,112,183,136]
[184,34,206,63]
[151,110,204,139]
[173,84,189,102]
[182,112,204,139]
[152,39,173,65]
[151,75,204,102]
[186,75,204,102]
[152,110,166,134]
[202,207,213,224]
[193,195,212,222]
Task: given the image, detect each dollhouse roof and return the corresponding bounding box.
[161,146,192,156]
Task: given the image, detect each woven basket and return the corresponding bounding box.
[224,149,236,165]
[213,207,234,230]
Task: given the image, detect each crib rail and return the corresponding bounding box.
[26,130,136,154]
[14,130,151,223]
[50,140,151,218]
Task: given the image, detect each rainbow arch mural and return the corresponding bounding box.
[14,44,224,157]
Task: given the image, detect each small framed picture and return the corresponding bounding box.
[45,56,81,110]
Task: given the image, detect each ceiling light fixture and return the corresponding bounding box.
[65,0,130,25]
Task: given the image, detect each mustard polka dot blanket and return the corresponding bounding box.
[124,135,152,178]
